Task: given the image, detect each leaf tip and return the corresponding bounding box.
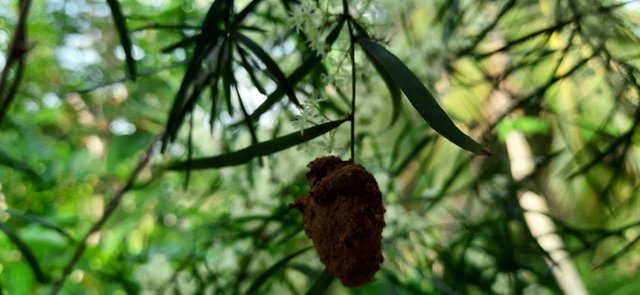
[479,148,492,156]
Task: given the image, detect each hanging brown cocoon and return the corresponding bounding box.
[290,156,385,287]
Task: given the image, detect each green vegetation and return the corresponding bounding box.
[0,0,639,294]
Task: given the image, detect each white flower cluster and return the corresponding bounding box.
[383,203,426,239]
[134,254,173,292]
[292,95,326,131]
[134,254,196,294]
[0,184,7,222]
[289,2,330,57]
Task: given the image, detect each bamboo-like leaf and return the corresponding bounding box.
[162,0,226,147]
[208,58,224,129]
[169,119,348,170]
[237,46,268,94]
[367,53,402,127]
[305,269,334,295]
[0,222,48,283]
[357,38,489,155]
[106,0,136,77]
[222,41,234,116]
[233,0,265,27]
[246,246,312,294]
[235,32,301,107]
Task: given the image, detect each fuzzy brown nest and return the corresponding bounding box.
[290,156,385,287]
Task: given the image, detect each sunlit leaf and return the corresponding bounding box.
[497,116,551,141]
[357,38,489,155]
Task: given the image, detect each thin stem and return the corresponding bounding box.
[49,135,162,294]
[0,0,32,127]
[343,0,356,161]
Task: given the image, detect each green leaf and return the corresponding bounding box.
[235,32,301,107]
[233,0,265,27]
[6,209,75,242]
[237,45,268,95]
[162,0,226,147]
[305,269,335,295]
[245,247,312,294]
[357,38,489,155]
[106,0,136,77]
[496,116,551,141]
[0,222,48,283]
[169,119,348,170]
[368,54,402,127]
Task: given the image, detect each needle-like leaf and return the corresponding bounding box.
[169,119,348,170]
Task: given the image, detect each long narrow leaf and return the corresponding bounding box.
[233,0,265,27]
[235,33,301,107]
[106,0,136,77]
[163,39,220,146]
[368,53,402,127]
[0,222,48,283]
[161,34,200,53]
[305,269,335,295]
[246,246,312,294]
[6,209,74,242]
[237,46,268,94]
[357,38,489,155]
[162,0,226,147]
[169,118,348,170]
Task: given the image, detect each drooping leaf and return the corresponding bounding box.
[235,32,301,107]
[305,269,335,295]
[246,246,312,294]
[106,0,136,77]
[357,38,489,155]
[169,118,348,170]
[367,52,402,127]
[0,222,48,283]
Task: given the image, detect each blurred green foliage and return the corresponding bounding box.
[0,0,639,294]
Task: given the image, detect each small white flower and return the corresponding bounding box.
[134,254,173,290]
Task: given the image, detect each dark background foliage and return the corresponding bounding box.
[0,0,639,294]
